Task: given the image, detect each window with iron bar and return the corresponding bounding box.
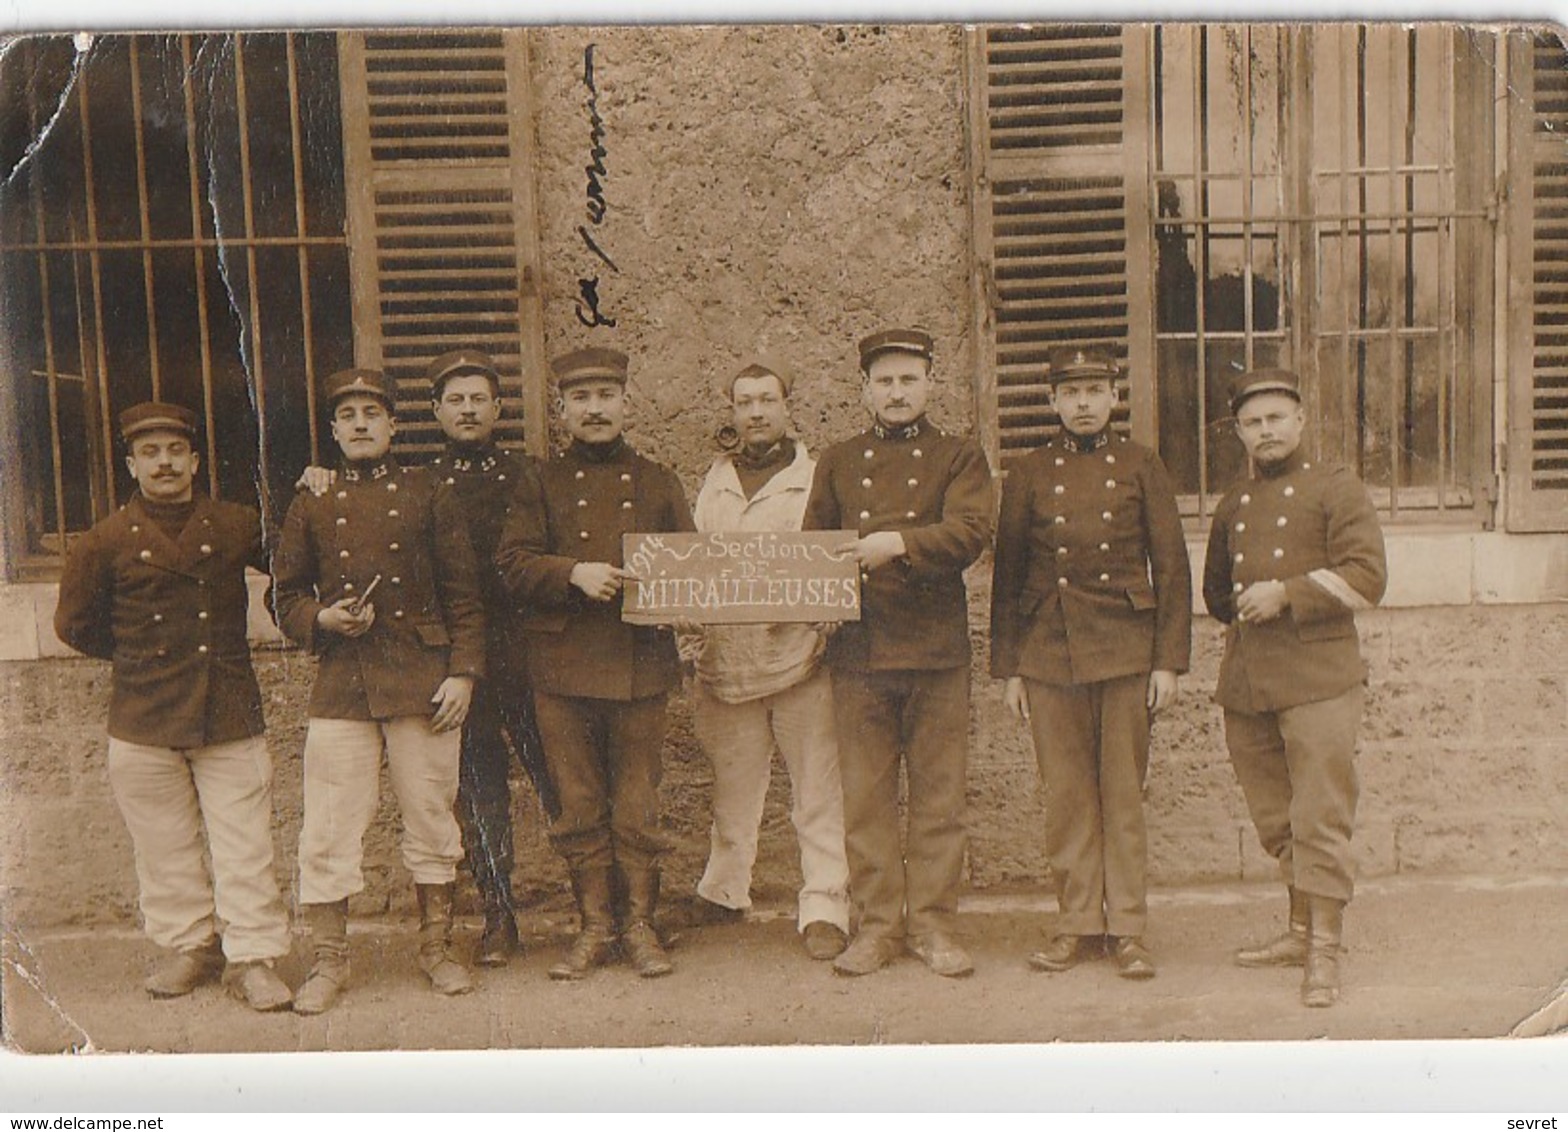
[0,32,355,580]
[970,23,1497,525]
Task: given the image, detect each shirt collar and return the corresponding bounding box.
[872,416,924,442]
[570,437,629,464]
[340,459,395,483]
[441,443,500,474]
[1254,447,1310,480]
[1061,429,1111,454]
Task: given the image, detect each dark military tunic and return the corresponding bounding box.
[991,431,1191,685]
[55,493,267,749]
[271,459,486,720]
[803,418,994,671]
[1203,447,1388,902]
[989,429,1192,939]
[429,444,528,632]
[429,442,557,892]
[495,438,693,701]
[802,416,994,941]
[1203,449,1387,713]
[494,437,694,874]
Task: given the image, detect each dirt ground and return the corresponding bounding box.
[6,872,1567,1055]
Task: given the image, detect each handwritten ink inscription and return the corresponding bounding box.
[575,43,617,329]
[621,531,863,625]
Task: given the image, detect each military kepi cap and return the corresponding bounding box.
[1229,368,1303,414]
[119,401,197,442]
[552,346,628,390]
[1046,346,1119,384]
[858,328,934,373]
[426,349,500,398]
[323,367,395,408]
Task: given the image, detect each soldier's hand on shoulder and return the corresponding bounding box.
[430,675,475,733]
[570,561,634,602]
[1147,670,1179,715]
[317,596,375,636]
[296,465,336,497]
[1003,676,1031,723]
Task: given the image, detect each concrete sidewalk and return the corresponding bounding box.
[4,872,1567,1055]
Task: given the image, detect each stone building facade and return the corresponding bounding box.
[1,24,1565,930]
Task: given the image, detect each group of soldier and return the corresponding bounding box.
[53,327,1387,1020]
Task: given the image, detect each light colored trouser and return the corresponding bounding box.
[1224,684,1365,904]
[107,735,290,962]
[1026,673,1151,937]
[298,717,463,904]
[693,669,851,932]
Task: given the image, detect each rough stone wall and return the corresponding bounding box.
[5,602,1566,932]
[527,24,975,488]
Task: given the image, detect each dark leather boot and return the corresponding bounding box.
[620,866,673,978]
[549,867,617,981]
[1301,894,1346,1008]
[1236,886,1310,968]
[475,862,520,968]
[416,883,475,996]
[464,790,519,968]
[477,900,521,968]
[294,899,350,1016]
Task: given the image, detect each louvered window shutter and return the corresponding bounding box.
[1506,29,1568,531]
[969,25,1153,469]
[338,30,548,458]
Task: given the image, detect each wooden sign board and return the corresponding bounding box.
[621,531,862,625]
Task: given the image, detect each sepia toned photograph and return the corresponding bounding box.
[1,17,1566,1084]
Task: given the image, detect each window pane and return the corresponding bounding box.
[1319,228,1396,331]
[1153,27,1199,176]
[35,67,89,248]
[98,249,154,416]
[1408,28,1451,169]
[255,245,313,509]
[138,36,199,243]
[1201,28,1247,177]
[1354,340,1398,487]
[239,34,301,241]
[1247,27,1286,177]
[1402,335,1447,490]
[191,35,240,244]
[0,40,78,245]
[83,39,145,244]
[149,246,207,418]
[307,244,357,430]
[1,32,353,569]
[296,34,348,240]
[1155,220,1199,333]
[201,248,261,510]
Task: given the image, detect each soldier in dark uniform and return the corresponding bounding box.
[296,350,557,967]
[803,328,995,978]
[55,402,293,1011]
[989,346,1191,980]
[495,347,695,980]
[425,350,555,967]
[1203,368,1387,1008]
[272,368,487,1014]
